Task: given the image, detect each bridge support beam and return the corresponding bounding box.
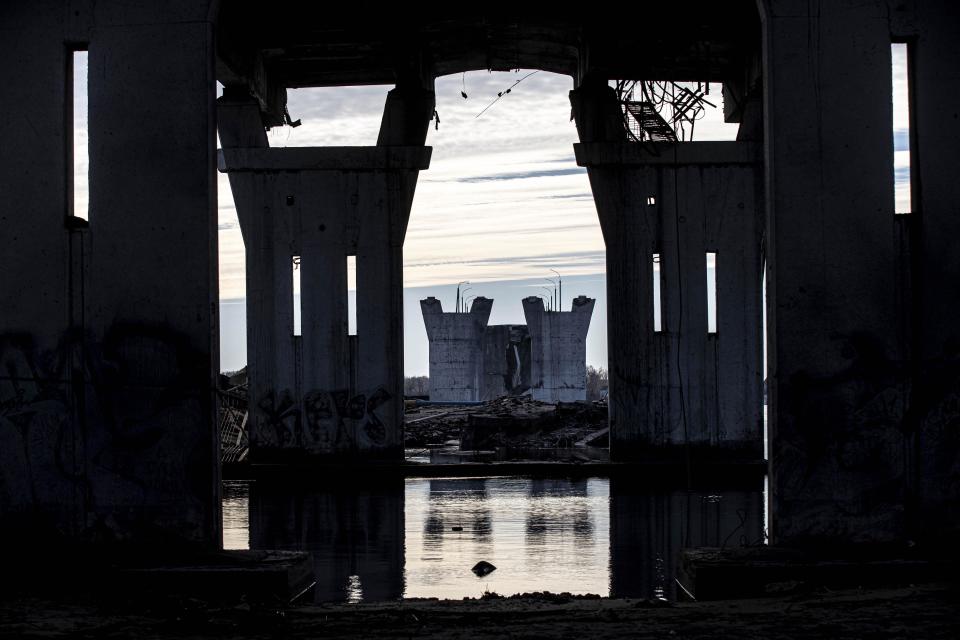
[219,81,432,462]
[761,0,960,547]
[522,296,596,403]
[219,144,430,460]
[420,297,494,403]
[576,140,764,463]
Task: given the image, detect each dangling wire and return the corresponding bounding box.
[460,72,468,99]
[474,70,539,119]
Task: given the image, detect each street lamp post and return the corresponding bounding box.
[540,286,554,311]
[550,269,562,312]
[456,281,470,313]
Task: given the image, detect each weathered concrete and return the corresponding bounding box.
[220,143,430,460]
[760,0,937,547]
[904,0,960,549]
[522,296,595,402]
[219,89,432,461]
[420,297,493,402]
[0,1,220,548]
[575,137,764,463]
[481,325,531,400]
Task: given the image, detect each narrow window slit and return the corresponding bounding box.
[653,253,663,333]
[292,255,302,336]
[891,42,912,215]
[707,252,717,334]
[347,256,357,336]
[71,49,89,221]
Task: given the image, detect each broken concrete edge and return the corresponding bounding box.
[218,146,432,172]
[222,460,768,487]
[678,546,960,601]
[1,545,313,604]
[116,550,314,604]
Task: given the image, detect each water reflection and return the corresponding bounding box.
[249,477,404,602]
[423,479,492,549]
[222,480,249,551]
[405,477,608,598]
[222,475,763,602]
[609,479,764,600]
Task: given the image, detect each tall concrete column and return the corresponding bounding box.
[760,0,940,545]
[522,296,595,402]
[220,147,430,460]
[575,136,764,462]
[219,77,433,462]
[0,1,220,547]
[903,0,960,547]
[420,297,494,402]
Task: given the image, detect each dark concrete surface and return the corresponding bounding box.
[0,583,956,638]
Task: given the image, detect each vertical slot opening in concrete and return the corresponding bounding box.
[292,255,302,336]
[653,253,662,332]
[71,49,88,220]
[347,255,357,336]
[891,42,912,215]
[762,263,768,462]
[706,252,717,334]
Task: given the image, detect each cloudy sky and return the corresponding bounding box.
[73,49,912,376]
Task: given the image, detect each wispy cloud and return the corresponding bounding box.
[214,72,741,295]
[429,167,587,184]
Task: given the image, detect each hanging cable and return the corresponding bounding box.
[474,70,539,119]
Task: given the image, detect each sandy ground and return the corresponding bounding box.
[1,583,957,639]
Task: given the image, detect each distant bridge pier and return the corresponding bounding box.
[420,297,494,402]
[522,295,595,402]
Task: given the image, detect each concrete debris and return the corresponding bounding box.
[404,395,608,451]
[218,367,250,463]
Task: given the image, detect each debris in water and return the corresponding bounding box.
[472,561,497,577]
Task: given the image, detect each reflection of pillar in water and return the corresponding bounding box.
[424,479,492,551]
[526,478,593,548]
[529,478,589,498]
[609,478,763,599]
[249,476,404,602]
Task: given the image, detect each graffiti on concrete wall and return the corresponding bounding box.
[255,385,392,452]
[0,324,212,539]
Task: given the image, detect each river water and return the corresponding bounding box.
[223,475,765,602]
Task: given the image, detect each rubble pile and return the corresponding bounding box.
[403,395,608,450]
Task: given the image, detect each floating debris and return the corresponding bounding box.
[472,561,497,577]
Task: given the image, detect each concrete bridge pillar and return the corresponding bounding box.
[572,90,765,463]
[0,2,220,548]
[219,84,432,461]
[522,296,595,402]
[420,297,494,402]
[761,0,960,547]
